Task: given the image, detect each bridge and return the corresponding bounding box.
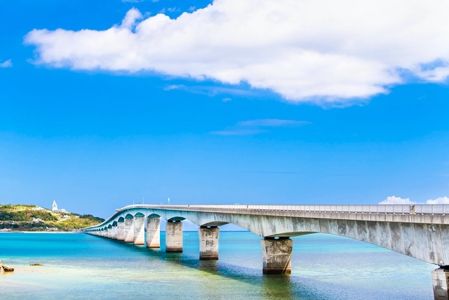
[84,204,449,300]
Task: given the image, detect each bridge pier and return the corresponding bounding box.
[117,220,126,241]
[133,215,145,245]
[146,217,161,248]
[124,217,135,243]
[166,220,183,252]
[261,237,292,275]
[111,226,118,239]
[433,267,449,300]
[199,226,219,260]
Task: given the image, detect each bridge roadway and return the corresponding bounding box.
[84,204,449,300]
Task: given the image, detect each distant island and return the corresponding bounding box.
[0,203,104,232]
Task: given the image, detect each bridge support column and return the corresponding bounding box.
[117,221,125,241]
[433,267,449,300]
[261,237,292,275]
[166,220,183,252]
[133,216,145,245]
[199,226,219,260]
[124,218,135,243]
[111,227,117,239]
[146,217,160,248]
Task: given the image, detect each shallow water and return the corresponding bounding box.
[0,232,435,299]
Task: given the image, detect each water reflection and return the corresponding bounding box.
[261,275,294,299]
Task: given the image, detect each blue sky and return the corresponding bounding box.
[1,0,449,217]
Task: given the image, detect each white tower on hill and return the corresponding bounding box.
[51,200,58,212]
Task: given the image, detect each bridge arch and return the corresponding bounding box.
[167,216,185,222]
[245,218,447,266]
[134,212,145,218]
[147,213,160,218]
[200,221,229,227]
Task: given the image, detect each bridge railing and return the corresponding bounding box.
[120,204,449,215]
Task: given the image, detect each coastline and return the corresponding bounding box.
[0,231,80,234]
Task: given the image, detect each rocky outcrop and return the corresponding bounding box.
[0,261,15,273]
[2,265,14,272]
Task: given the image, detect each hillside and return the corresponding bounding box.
[0,204,104,232]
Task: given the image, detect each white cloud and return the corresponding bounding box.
[238,119,307,127]
[120,8,143,29]
[426,196,449,205]
[379,195,449,205]
[164,84,259,97]
[0,59,12,68]
[212,128,260,136]
[379,196,414,205]
[212,118,308,136]
[25,0,449,103]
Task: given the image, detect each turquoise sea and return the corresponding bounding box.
[0,232,435,299]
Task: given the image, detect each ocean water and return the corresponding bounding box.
[0,232,435,299]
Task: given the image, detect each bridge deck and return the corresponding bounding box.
[101,204,449,226]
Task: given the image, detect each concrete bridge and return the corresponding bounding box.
[84,204,449,300]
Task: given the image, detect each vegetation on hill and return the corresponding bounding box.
[0,204,104,231]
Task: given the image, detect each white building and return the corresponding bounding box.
[51,200,69,213]
[51,200,58,212]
